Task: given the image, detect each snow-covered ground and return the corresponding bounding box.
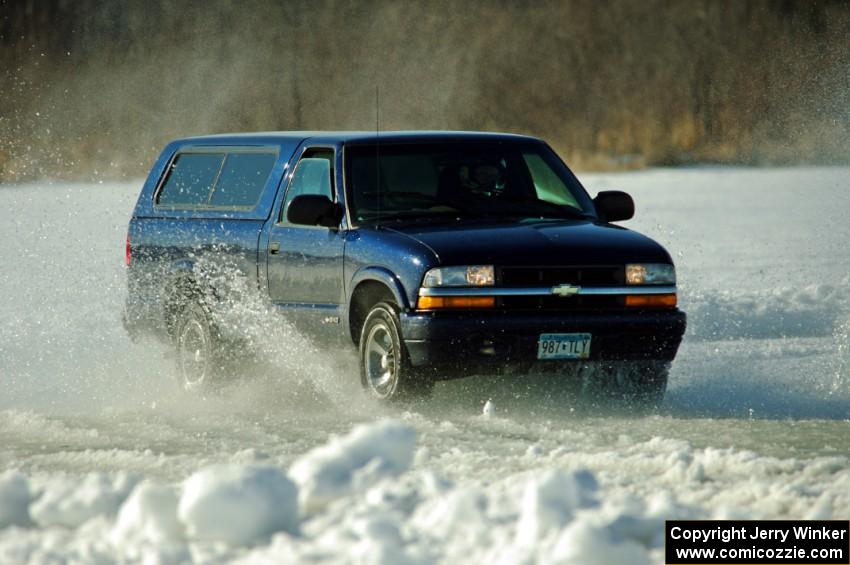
[0,167,849,563]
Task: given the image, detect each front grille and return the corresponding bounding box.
[498,295,623,311]
[498,265,624,286]
[495,266,625,311]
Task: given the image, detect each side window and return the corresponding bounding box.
[280,149,335,223]
[209,152,277,207]
[157,153,224,206]
[523,152,579,208]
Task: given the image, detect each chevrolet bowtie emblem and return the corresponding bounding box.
[551,284,581,297]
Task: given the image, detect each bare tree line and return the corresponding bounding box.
[0,0,847,181]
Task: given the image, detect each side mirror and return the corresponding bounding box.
[287,195,342,228]
[593,190,634,222]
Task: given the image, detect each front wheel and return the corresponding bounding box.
[359,302,433,401]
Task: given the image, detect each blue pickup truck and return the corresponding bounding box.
[124,131,685,405]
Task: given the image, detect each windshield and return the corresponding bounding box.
[345,142,595,224]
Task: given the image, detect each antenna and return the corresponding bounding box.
[375,84,381,228]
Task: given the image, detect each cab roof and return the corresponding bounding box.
[175,130,542,146]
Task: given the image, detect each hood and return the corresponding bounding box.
[386,218,672,267]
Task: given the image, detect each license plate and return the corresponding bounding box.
[537,333,592,360]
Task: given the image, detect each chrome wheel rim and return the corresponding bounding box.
[178,319,209,389]
[364,322,396,398]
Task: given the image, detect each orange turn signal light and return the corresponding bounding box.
[417,296,496,310]
[625,294,677,308]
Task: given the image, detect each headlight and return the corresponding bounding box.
[625,263,676,285]
[422,265,495,287]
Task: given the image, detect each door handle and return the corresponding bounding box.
[269,241,280,255]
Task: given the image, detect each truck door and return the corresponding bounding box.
[266,147,346,336]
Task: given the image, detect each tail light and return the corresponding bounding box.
[125,233,132,266]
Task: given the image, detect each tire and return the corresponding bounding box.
[174,302,225,392]
[359,302,433,401]
[579,361,669,410]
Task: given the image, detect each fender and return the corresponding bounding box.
[160,259,205,334]
[164,257,230,305]
[163,259,203,300]
[348,266,411,311]
[167,258,195,278]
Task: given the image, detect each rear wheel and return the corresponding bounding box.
[359,302,433,401]
[174,303,224,392]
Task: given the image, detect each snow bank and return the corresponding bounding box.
[515,469,598,546]
[29,472,137,528]
[289,419,417,511]
[111,482,182,544]
[2,416,849,562]
[412,486,488,541]
[0,470,31,528]
[178,464,298,545]
[550,521,652,565]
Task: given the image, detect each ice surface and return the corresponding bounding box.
[1,167,849,562]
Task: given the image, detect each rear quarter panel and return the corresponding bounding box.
[125,139,300,339]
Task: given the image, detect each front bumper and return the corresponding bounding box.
[400,309,686,373]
